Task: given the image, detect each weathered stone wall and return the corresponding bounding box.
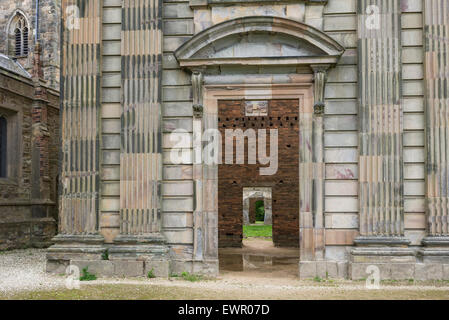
[0,0,60,90]
[49,0,449,280]
[161,0,196,271]
[0,68,59,250]
[401,0,426,246]
[321,0,359,262]
[100,0,122,243]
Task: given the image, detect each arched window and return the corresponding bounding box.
[9,13,30,57]
[0,116,7,178]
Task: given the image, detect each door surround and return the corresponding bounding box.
[190,79,325,274]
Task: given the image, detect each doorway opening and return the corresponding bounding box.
[217,99,300,277]
[242,187,273,243]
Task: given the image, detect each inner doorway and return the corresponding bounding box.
[217,99,300,276]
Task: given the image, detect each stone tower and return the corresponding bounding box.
[0,0,60,90]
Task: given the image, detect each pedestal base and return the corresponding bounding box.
[46,234,105,274]
[107,233,170,277]
[349,236,416,280]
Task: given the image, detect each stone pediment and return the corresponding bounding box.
[175,16,344,69]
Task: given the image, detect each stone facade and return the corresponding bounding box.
[0,0,60,90]
[0,52,59,250]
[47,0,449,280]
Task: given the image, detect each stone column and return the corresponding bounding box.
[350,0,414,280]
[47,0,104,273]
[109,0,168,276]
[420,0,449,265]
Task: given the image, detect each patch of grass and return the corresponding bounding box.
[181,271,203,282]
[101,249,109,260]
[170,273,178,278]
[243,224,272,238]
[147,268,156,279]
[79,267,97,281]
[313,276,323,283]
[2,283,449,300]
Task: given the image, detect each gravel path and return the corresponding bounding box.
[0,249,65,294]
[1,249,449,299]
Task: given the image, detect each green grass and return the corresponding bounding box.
[79,267,97,281]
[243,224,272,238]
[147,268,156,279]
[2,283,449,300]
[180,272,203,282]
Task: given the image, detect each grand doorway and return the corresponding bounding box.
[174,16,344,276]
[217,99,300,248]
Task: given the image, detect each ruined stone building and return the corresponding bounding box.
[0,0,60,249]
[47,0,449,280]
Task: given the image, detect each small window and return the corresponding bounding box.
[9,13,29,57]
[0,116,7,178]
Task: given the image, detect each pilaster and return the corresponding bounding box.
[108,0,168,276]
[46,0,104,273]
[350,0,412,278]
[420,0,449,265]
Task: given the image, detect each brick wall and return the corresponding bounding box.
[218,99,299,248]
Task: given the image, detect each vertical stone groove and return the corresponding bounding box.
[120,0,162,236]
[60,0,101,235]
[424,0,449,236]
[358,0,403,237]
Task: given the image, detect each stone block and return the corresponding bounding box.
[325,261,338,278]
[316,261,327,278]
[443,265,449,280]
[337,261,348,279]
[144,260,170,278]
[113,260,144,277]
[299,261,316,279]
[349,263,391,280]
[193,260,219,277]
[390,264,415,280]
[425,263,443,280]
[46,259,69,274]
[414,263,427,281]
[71,260,115,277]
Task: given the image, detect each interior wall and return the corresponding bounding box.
[218,99,300,248]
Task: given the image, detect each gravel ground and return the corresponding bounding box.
[0,249,66,294]
[1,249,449,299]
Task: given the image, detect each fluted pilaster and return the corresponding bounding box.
[424,0,449,239]
[58,0,102,237]
[118,0,163,242]
[357,0,405,241]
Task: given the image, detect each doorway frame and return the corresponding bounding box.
[191,77,325,273]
